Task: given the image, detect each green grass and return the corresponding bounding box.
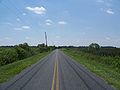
[62,49,120,90]
[0,51,50,83]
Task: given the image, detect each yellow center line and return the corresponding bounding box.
[56,59,59,90]
[51,54,59,90]
[51,60,56,90]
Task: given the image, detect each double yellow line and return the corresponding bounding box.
[51,56,59,90]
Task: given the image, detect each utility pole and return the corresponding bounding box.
[45,32,48,47]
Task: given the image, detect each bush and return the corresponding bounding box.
[0,43,54,66]
[15,46,30,60]
[0,49,18,66]
[37,43,49,53]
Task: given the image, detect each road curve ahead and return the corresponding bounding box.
[0,50,114,90]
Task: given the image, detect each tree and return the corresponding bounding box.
[89,43,100,51]
[15,43,33,60]
[37,43,45,48]
[19,43,30,51]
[0,49,18,65]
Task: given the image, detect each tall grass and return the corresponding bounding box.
[63,48,120,89]
[65,48,120,72]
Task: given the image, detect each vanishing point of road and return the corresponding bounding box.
[0,50,114,90]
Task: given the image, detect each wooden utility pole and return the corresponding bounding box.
[45,32,48,47]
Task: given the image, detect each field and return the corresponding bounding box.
[62,47,120,90]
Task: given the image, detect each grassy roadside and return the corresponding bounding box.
[0,51,50,84]
[62,49,120,90]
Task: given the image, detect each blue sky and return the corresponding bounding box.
[0,0,120,47]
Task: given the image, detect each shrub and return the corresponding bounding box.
[15,46,30,60]
[0,49,18,66]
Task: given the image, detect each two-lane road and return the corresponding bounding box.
[0,50,114,90]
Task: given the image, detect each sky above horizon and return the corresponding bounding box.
[0,0,120,47]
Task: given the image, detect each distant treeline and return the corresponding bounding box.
[59,44,120,57]
[0,43,56,66]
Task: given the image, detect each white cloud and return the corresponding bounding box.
[14,25,30,31]
[106,9,114,14]
[100,8,115,15]
[23,13,27,16]
[97,0,115,15]
[14,28,23,31]
[45,19,53,26]
[46,23,52,26]
[26,6,46,15]
[16,18,21,22]
[58,21,67,25]
[46,19,53,23]
[22,26,30,29]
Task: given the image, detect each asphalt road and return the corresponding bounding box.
[0,50,114,90]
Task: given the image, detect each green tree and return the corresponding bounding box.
[19,43,30,51]
[37,43,48,53]
[0,49,18,65]
[15,46,29,60]
[37,43,45,48]
[89,43,100,51]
